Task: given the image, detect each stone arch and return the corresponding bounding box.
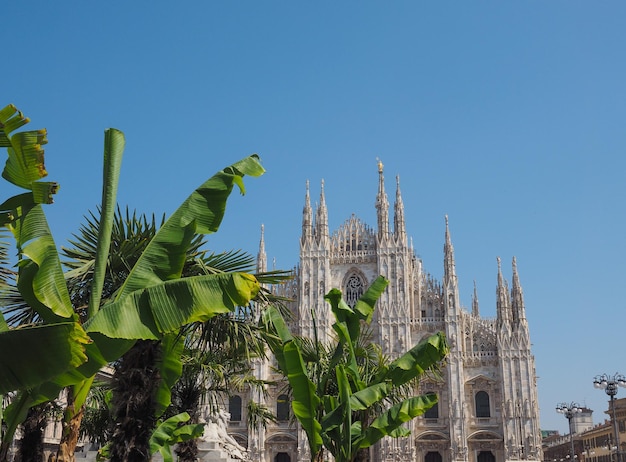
[414,430,450,458]
[467,430,502,441]
[266,432,297,462]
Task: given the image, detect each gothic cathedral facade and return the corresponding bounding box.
[226,162,543,462]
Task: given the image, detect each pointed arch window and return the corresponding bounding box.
[277,394,290,421]
[475,391,491,418]
[344,273,365,308]
[229,395,242,422]
[424,396,439,419]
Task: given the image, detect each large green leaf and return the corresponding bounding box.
[358,393,438,449]
[116,154,264,299]
[348,382,390,412]
[0,104,57,202]
[149,412,204,462]
[0,322,90,394]
[0,197,74,322]
[153,333,185,418]
[335,365,353,462]
[88,128,125,317]
[263,305,323,457]
[1,390,33,456]
[382,331,449,387]
[84,272,259,340]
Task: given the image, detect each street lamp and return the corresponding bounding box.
[593,373,626,462]
[557,402,583,460]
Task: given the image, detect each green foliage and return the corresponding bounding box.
[263,275,449,462]
[0,104,89,397]
[149,412,205,462]
[0,103,266,454]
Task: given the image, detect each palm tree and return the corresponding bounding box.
[63,206,291,460]
[169,309,277,462]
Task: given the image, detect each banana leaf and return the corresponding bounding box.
[149,412,204,462]
[153,333,185,419]
[262,305,323,457]
[84,272,259,340]
[0,104,55,201]
[115,154,264,299]
[381,331,448,387]
[357,393,439,449]
[0,322,90,394]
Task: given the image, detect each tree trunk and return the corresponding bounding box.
[353,447,370,462]
[109,340,161,462]
[17,402,49,462]
[175,439,199,462]
[172,370,202,462]
[52,388,84,462]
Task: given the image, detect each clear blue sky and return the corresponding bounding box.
[3,1,625,435]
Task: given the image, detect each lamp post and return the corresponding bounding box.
[593,373,626,462]
[557,402,583,460]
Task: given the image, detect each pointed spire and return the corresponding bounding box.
[375,158,390,241]
[315,179,329,242]
[511,256,527,327]
[472,280,480,316]
[496,256,510,328]
[257,224,267,273]
[394,175,406,243]
[302,180,313,244]
[443,215,456,282]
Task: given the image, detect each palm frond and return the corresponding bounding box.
[246,400,277,431]
[0,231,31,326]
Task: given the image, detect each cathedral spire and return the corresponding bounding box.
[511,256,527,328]
[472,280,480,317]
[302,180,313,244]
[315,179,329,242]
[443,215,456,283]
[496,256,511,328]
[394,175,406,244]
[375,159,390,241]
[257,224,267,273]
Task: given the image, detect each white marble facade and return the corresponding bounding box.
[226,163,542,462]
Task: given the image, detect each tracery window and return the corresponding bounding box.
[344,273,365,308]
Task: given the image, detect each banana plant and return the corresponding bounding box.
[0,103,265,458]
[0,104,89,394]
[262,275,449,462]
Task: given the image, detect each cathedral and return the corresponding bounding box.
[226,162,543,462]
